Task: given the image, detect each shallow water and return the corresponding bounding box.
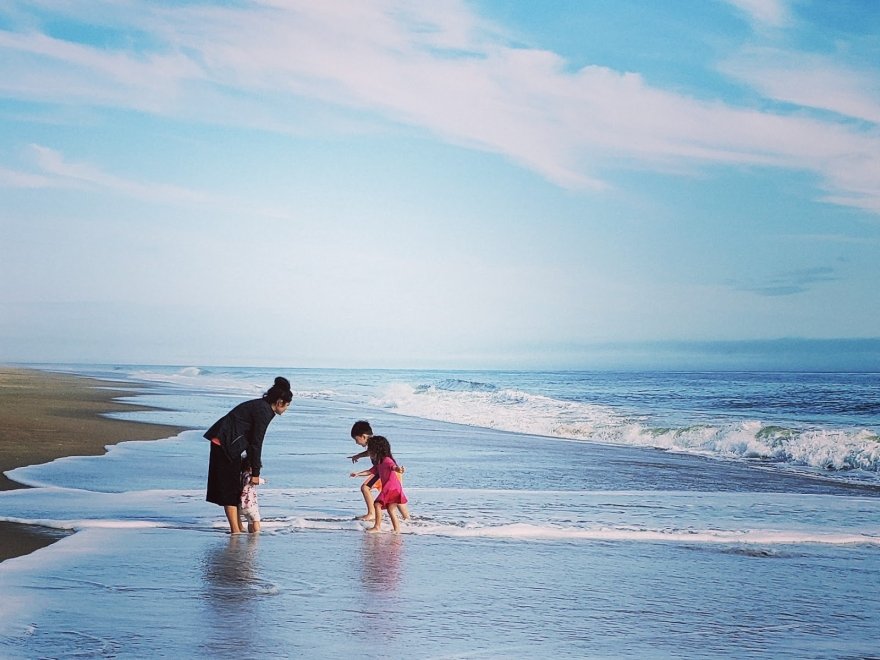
[3,524,878,659]
[0,367,878,658]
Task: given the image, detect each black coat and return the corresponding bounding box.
[204,398,276,477]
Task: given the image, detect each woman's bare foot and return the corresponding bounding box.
[366,526,381,533]
[357,514,375,521]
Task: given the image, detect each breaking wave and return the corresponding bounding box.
[373,383,880,478]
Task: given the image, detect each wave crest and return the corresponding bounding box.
[415,378,498,393]
[373,383,880,478]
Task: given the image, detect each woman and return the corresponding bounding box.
[204,376,292,533]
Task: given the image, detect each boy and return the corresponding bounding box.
[348,420,380,520]
[348,420,410,523]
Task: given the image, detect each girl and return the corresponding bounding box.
[361,435,409,533]
[238,456,266,534]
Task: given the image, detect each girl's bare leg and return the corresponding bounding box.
[224,505,243,534]
[249,519,261,533]
[367,505,383,533]
[358,482,376,520]
[387,504,400,533]
[399,503,411,520]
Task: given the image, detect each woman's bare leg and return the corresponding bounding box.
[224,505,243,534]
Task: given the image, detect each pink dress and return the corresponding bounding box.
[373,457,407,507]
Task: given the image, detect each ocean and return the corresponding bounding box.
[1,365,878,659]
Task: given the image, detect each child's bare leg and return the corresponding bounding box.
[367,505,383,533]
[224,505,243,534]
[387,504,400,533]
[399,503,410,520]
[358,482,375,520]
[249,519,261,534]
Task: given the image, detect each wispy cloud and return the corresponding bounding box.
[730,266,838,297]
[1,144,288,218]
[2,1,879,212]
[0,164,54,188]
[0,28,201,112]
[720,49,880,124]
[722,0,791,28]
[26,144,213,204]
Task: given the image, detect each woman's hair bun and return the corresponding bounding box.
[264,376,293,404]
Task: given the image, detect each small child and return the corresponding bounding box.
[362,435,408,534]
[238,456,266,534]
[348,420,381,521]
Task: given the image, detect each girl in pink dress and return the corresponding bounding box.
[364,436,409,533]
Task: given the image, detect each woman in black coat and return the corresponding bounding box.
[204,376,293,533]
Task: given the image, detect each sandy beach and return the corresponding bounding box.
[0,366,186,563]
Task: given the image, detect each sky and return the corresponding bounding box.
[1,0,879,370]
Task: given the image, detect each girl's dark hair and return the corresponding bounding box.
[263,376,293,404]
[367,435,395,464]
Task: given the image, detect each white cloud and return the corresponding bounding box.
[26,144,205,202]
[1,144,289,217]
[0,29,202,112]
[722,0,791,28]
[721,49,880,124]
[0,164,55,188]
[2,0,879,212]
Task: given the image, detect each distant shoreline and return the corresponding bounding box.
[0,366,187,563]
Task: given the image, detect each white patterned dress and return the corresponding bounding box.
[238,467,263,523]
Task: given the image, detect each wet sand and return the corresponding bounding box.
[0,366,186,562]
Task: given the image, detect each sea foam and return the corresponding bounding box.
[374,382,880,478]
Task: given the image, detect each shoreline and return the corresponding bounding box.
[0,366,188,563]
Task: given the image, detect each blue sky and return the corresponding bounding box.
[1,0,879,370]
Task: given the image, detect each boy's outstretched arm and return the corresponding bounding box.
[348,449,370,463]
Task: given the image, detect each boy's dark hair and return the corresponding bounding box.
[350,420,373,438]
